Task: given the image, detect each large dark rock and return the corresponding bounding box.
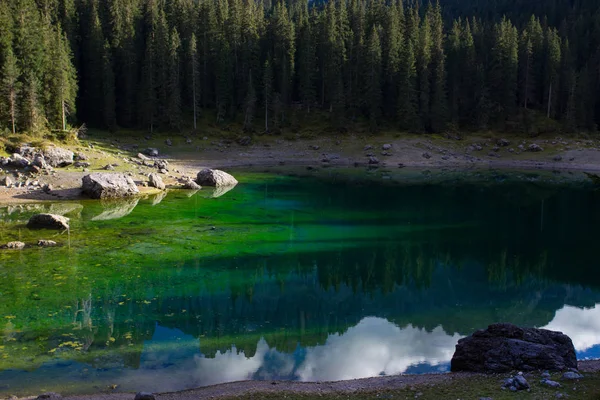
[196,168,238,187]
[451,323,577,373]
[27,214,70,230]
[82,173,139,199]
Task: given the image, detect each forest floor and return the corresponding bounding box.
[7,361,600,400]
[1,129,600,203]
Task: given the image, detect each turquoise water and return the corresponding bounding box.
[0,169,599,395]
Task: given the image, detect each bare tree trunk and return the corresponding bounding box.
[192,59,197,130]
[265,98,268,132]
[62,100,66,131]
[524,57,529,109]
[547,83,552,118]
[9,88,16,134]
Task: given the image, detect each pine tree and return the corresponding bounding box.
[416,7,431,131]
[1,48,20,134]
[543,27,561,118]
[79,0,105,126]
[447,20,461,125]
[365,25,382,131]
[167,28,182,130]
[243,69,256,132]
[263,58,273,133]
[189,33,199,130]
[101,40,117,132]
[429,1,447,132]
[397,40,419,131]
[382,1,403,119]
[297,7,316,113]
[47,25,77,130]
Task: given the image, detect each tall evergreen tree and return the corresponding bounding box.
[365,25,382,131]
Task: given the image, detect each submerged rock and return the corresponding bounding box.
[196,168,238,187]
[27,214,70,230]
[450,323,577,373]
[148,173,165,190]
[43,147,74,167]
[82,173,139,199]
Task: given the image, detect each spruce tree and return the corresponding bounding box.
[102,40,117,132]
[429,1,447,133]
[1,48,20,134]
[365,25,382,131]
[167,28,182,130]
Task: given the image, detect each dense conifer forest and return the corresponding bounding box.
[0,0,599,135]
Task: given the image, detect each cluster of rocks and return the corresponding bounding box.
[1,239,58,250]
[363,144,394,166]
[502,373,530,392]
[0,145,76,190]
[2,213,66,251]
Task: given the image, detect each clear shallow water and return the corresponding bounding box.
[1,169,600,395]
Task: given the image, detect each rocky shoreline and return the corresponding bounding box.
[2,133,600,204]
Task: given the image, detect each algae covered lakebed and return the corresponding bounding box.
[0,168,600,396]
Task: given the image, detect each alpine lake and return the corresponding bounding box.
[1,166,600,396]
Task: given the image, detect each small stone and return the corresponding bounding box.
[183,179,201,190]
[422,152,431,159]
[310,145,320,150]
[382,144,392,150]
[368,156,379,165]
[4,241,25,250]
[186,138,192,144]
[441,155,449,160]
[38,240,58,247]
[159,168,168,174]
[498,138,510,147]
[508,148,515,153]
[553,155,562,161]
[134,393,155,400]
[364,145,373,151]
[563,371,583,380]
[541,379,561,388]
[165,139,172,146]
[103,164,115,171]
[542,372,551,379]
[2,175,14,187]
[528,143,544,152]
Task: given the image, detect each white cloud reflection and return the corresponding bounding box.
[542,303,600,352]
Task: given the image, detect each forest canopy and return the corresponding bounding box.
[0,0,599,135]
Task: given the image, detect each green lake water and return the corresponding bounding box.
[1,168,600,396]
